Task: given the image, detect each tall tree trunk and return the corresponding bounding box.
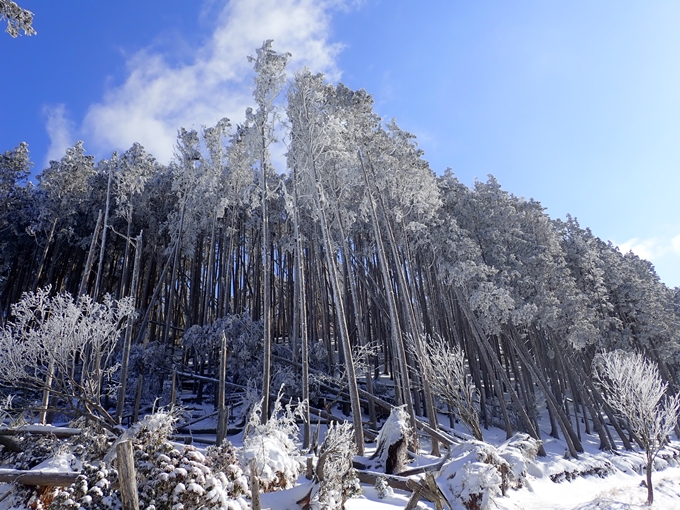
[78,210,103,297]
[116,232,143,423]
[93,166,113,300]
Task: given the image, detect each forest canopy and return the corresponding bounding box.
[0,41,678,475]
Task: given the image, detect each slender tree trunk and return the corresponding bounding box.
[260,130,273,423]
[79,210,103,297]
[33,216,57,292]
[93,166,113,300]
[116,232,143,423]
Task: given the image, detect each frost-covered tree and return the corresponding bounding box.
[287,70,366,453]
[410,334,482,440]
[0,287,135,429]
[0,0,35,37]
[593,350,680,504]
[248,41,290,420]
[31,142,96,291]
[0,142,31,233]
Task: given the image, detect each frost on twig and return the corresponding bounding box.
[313,421,361,509]
[593,350,680,504]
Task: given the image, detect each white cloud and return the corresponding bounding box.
[672,234,680,255]
[43,104,75,167]
[617,237,662,261]
[617,235,680,287]
[82,0,347,163]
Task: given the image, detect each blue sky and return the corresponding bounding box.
[2,0,680,287]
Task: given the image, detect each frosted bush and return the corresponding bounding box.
[50,462,121,510]
[137,443,249,510]
[439,434,541,510]
[374,475,393,499]
[314,421,361,509]
[0,287,134,428]
[241,391,305,492]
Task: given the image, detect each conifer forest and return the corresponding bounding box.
[0,40,679,509]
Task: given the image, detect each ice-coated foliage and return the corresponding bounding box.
[593,350,680,503]
[0,0,35,37]
[314,421,361,509]
[0,287,135,425]
[241,391,305,492]
[410,334,482,440]
[593,351,680,454]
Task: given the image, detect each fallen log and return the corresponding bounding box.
[0,426,82,438]
[355,470,411,492]
[0,469,80,486]
[405,473,450,510]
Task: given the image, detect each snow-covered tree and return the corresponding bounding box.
[593,350,680,504]
[248,41,290,421]
[0,287,135,429]
[0,0,34,37]
[410,334,483,440]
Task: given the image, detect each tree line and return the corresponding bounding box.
[1,41,679,476]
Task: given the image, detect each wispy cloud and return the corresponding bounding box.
[618,237,662,261]
[617,234,680,287]
[43,104,75,167]
[82,0,347,163]
[672,234,680,255]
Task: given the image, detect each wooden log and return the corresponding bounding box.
[0,425,82,439]
[250,460,261,510]
[0,469,79,486]
[355,470,412,492]
[117,440,139,510]
[0,436,23,453]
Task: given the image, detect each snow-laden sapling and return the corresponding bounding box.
[374,475,393,500]
[593,350,680,505]
[241,391,306,492]
[409,334,483,440]
[314,421,361,509]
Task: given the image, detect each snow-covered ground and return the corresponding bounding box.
[1,400,679,509]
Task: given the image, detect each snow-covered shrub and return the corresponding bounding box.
[314,421,361,509]
[66,417,115,463]
[5,433,60,470]
[371,405,412,474]
[241,391,305,492]
[50,462,121,510]
[374,475,393,499]
[136,443,249,510]
[439,434,542,510]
